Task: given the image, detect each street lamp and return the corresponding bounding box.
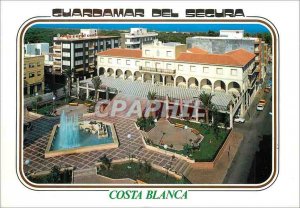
[24,159,31,176]
[35,93,38,112]
[127,134,132,169]
[52,96,56,113]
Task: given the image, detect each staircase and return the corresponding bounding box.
[170,160,193,178]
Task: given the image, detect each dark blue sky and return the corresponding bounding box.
[32,23,270,33]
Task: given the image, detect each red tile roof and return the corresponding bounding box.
[98,48,255,67]
[98,48,142,58]
[186,47,209,54]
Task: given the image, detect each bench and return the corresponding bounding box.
[69,102,79,106]
[191,128,200,135]
[174,123,185,128]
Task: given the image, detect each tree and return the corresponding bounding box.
[99,154,112,170]
[63,68,74,99]
[147,91,157,118]
[199,92,214,124]
[92,76,102,102]
[211,107,222,140]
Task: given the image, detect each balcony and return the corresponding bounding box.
[53,61,61,66]
[53,45,61,50]
[139,66,176,75]
[52,53,61,58]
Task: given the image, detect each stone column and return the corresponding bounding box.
[174,79,176,87]
[151,74,154,85]
[162,75,165,86]
[141,73,144,83]
[76,78,80,98]
[240,95,245,115]
[84,76,86,80]
[186,81,188,89]
[229,104,233,129]
[166,95,169,119]
[86,82,89,99]
[195,100,199,122]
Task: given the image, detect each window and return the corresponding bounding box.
[166,63,172,69]
[231,69,237,76]
[85,43,88,47]
[216,68,223,75]
[145,62,150,67]
[75,60,83,65]
[29,63,34,68]
[100,58,104,63]
[155,62,161,68]
[190,65,196,72]
[63,52,70,57]
[86,59,89,63]
[203,67,209,73]
[29,72,35,78]
[107,40,111,44]
[108,58,112,63]
[37,71,42,76]
[156,50,160,57]
[37,62,41,67]
[24,73,26,79]
[166,51,172,57]
[126,60,130,65]
[62,60,70,66]
[178,64,183,71]
[63,43,70,49]
[100,41,103,45]
[75,52,83,57]
[135,61,140,66]
[24,64,27,69]
[145,50,150,55]
[74,43,83,48]
[117,59,121,64]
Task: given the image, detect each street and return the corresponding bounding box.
[224,79,273,184]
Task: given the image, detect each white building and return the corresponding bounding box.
[120,28,158,49]
[91,41,257,125]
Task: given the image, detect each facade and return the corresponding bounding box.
[24,55,45,97]
[186,30,266,81]
[24,43,49,55]
[95,41,257,121]
[120,28,158,49]
[52,29,120,76]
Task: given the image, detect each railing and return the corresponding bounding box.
[53,61,61,66]
[53,45,61,49]
[139,66,176,75]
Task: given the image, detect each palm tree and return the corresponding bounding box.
[199,91,214,124]
[147,91,157,118]
[63,68,74,98]
[92,76,102,102]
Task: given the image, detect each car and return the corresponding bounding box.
[234,117,245,123]
[259,99,267,105]
[257,104,265,111]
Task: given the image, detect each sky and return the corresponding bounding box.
[32,23,270,34]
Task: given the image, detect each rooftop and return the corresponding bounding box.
[54,34,119,41]
[97,48,255,67]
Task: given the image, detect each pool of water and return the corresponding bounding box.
[50,125,113,151]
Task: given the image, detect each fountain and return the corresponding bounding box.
[44,111,119,158]
[56,111,80,149]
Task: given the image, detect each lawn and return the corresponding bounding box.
[168,118,230,162]
[97,162,190,184]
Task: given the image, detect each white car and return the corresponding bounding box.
[256,104,265,111]
[234,117,245,123]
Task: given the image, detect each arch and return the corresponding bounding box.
[213,80,226,92]
[144,73,152,83]
[154,74,163,85]
[228,81,241,95]
[176,76,186,88]
[188,77,199,89]
[165,75,174,86]
[134,71,142,81]
[107,68,114,77]
[200,79,212,91]
[116,69,123,79]
[124,70,133,80]
[98,67,105,76]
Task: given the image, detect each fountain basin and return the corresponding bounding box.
[45,121,119,158]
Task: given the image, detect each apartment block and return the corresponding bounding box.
[24,55,45,97]
[186,30,267,81]
[52,29,119,76]
[120,28,158,49]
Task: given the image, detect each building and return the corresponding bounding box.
[88,40,257,126]
[52,29,120,76]
[120,28,158,49]
[24,55,45,97]
[24,43,49,56]
[186,30,267,81]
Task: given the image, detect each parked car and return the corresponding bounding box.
[234,116,245,123]
[259,99,267,105]
[257,104,265,111]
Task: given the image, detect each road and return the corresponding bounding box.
[223,82,273,184]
